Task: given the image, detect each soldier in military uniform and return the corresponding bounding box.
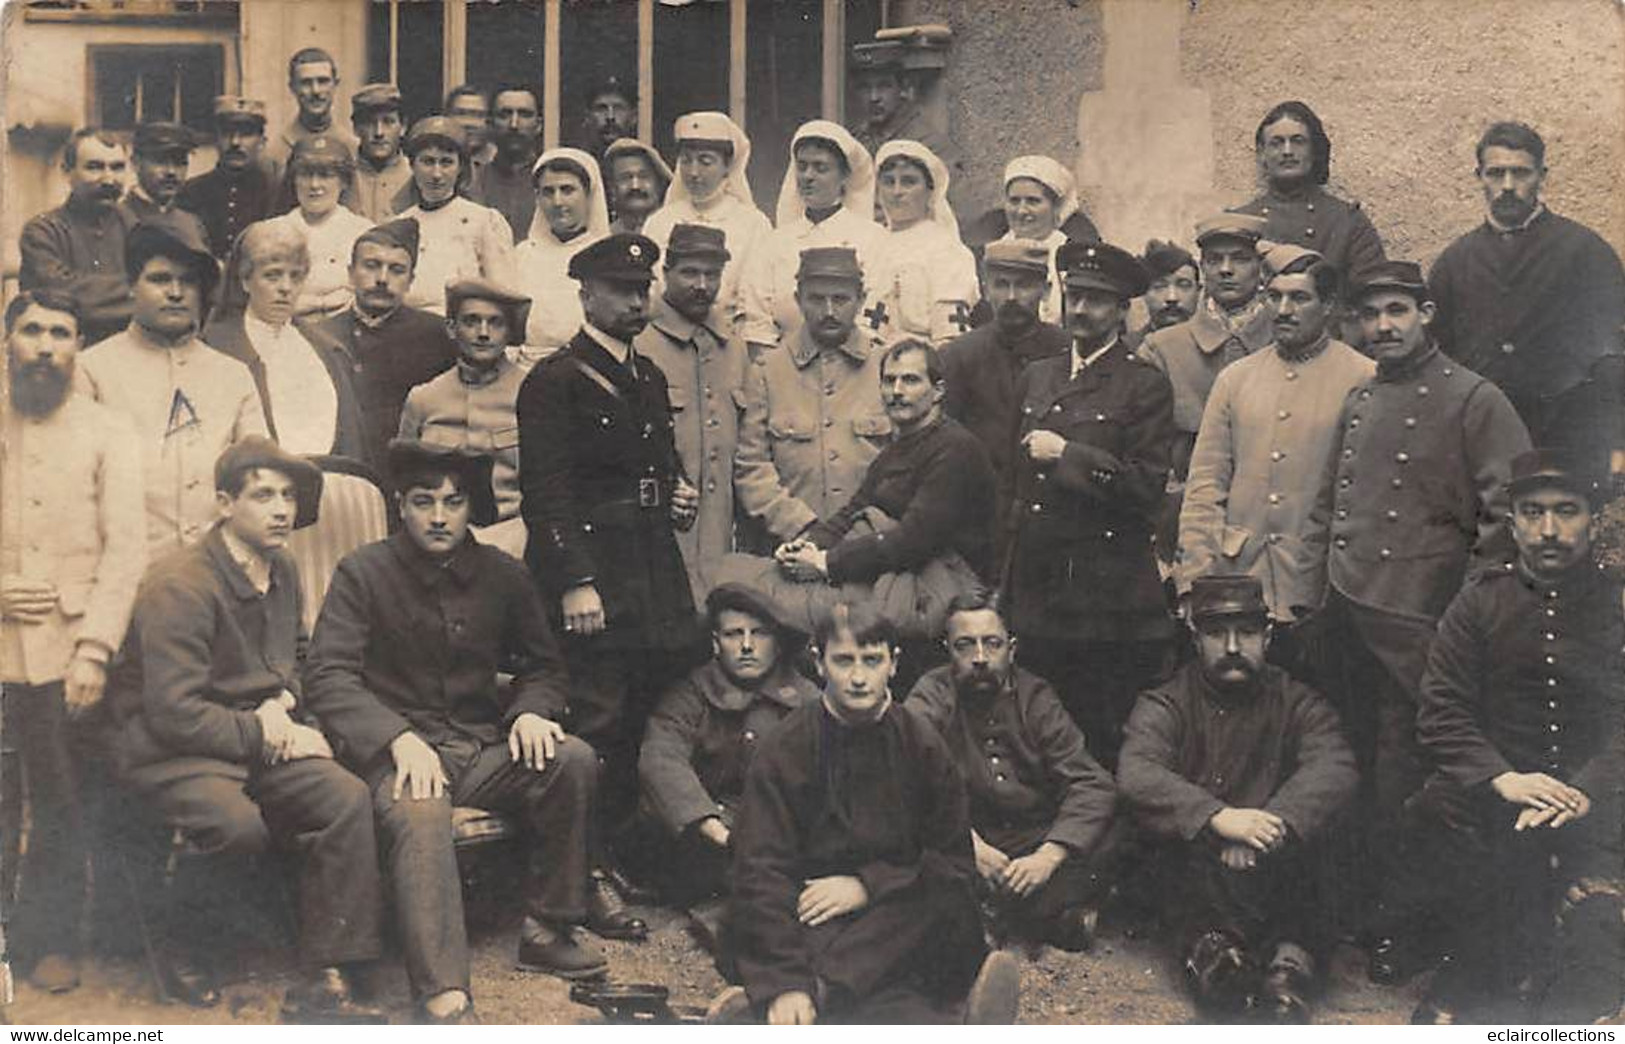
[516,233,701,898]
[1410,449,1623,1024]
[349,83,412,223]
[265,47,357,177]
[1003,240,1177,767]
[849,33,966,215]
[178,97,281,260]
[1320,260,1530,946]
[124,124,210,250]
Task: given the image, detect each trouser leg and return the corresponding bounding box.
[454,737,597,926]
[562,644,681,847]
[3,682,88,966]
[810,879,986,1012]
[251,758,383,968]
[369,772,468,999]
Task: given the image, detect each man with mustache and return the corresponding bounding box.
[124,123,209,248]
[906,593,1117,954]
[303,217,455,473]
[305,439,611,1010]
[349,83,412,223]
[470,85,543,242]
[19,128,137,345]
[266,47,357,177]
[579,76,636,162]
[1320,261,1529,966]
[1408,448,1624,1024]
[736,247,889,548]
[1,291,145,994]
[1132,239,1200,347]
[604,138,671,235]
[178,96,281,261]
[634,224,747,598]
[1428,122,1625,481]
[1176,244,1373,638]
[1118,574,1357,1022]
[398,279,533,559]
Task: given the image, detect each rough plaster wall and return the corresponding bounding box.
[901,0,1106,217]
[1182,0,1625,266]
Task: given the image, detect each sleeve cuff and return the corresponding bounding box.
[72,640,112,665]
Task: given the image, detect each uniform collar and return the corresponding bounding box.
[649,296,721,346]
[790,326,870,369]
[387,529,481,587]
[1070,334,1119,379]
[1374,340,1440,382]
[1514,556,1607,599]
[692,659,813,713]
[352,303,401,329]
[821,691,893,727]
[582,321,633,365]
[1485,201,1547,235]
[456,354,513,387]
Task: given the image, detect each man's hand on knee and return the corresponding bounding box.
[1208,807,1287,852]
[796,875,869,927]
[509,713,566,772]
[768,990,818,1025]
[280,723,334,762]
[1494,771,1589,829]
[391,731,448,800]
[1001,841,1067,897]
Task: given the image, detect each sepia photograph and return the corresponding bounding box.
[0,0,1622,1028]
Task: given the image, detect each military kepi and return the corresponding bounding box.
[213,95,267,127]
[796,246,863,285]
[133,122,197,156]
[1353,260,1429,303]
[444,278,532,346]
[1193,211,1268,248]
[386,438,500,527]
[569,233,661,284]
[1057,240,1149,299]
[665,223,730,263]
[214,435,324,530]
[1507,447,1606,507]
[1188,574,1269,623]
[983,238,1051,276]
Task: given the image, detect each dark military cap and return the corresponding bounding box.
[288,134,355,171]
[1141,238,1196,280]
[665,223,730,264]
[983,238,1050,276]
[351,82,403,118]
[796,246,863,285]
[1353,260,1430,304]
[444,278,532,346]
[125,216,219,298]
[705,582,807,642]
[1507,447,1607,508]
[851,38,906,72]
[386,438,499,527]
[213,95,267,127]
[1194,211,1269,249]
[1057,240,1150,299]
[588,75,635,104]
[1188,574,1269,623]
[405,116,467,155]
[132,122,198,157]
[357,216,420,262]
[568,233,660,285]
[214,435,324,530]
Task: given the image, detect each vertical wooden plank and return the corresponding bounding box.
[637,0,654,143]
[820,0,843,123]
[729,0,746,128]
[544,0,562,150]
[443,0,467,94]
[388,0,399,84]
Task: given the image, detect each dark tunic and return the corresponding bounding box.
[1118,661,1357,844]
[638,659,820,836]
[940,319,1070,494]
[177,163,283,260]
[732,699,984,1013]
[469,158,540,244]
[18,198,139,344]
[516,330,696,651]
[122,193,211,247]
[1428,209,1625,461]
[906,664,1115,856]
[303,305,456,474]
[303,532,570,770]
[806,414,995,583]
[1235,185,1387,291]
[1003,343,1177,642]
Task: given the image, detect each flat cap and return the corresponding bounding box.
[983,238,1051,276]
[405,116,467,154]
[705,582,807,641]
[796,246,863,285]
[1261,241,1323,277]
[665,223,730,263]
[213,95,267,124]
[1057,240,1149,299]
[288,134,355,170]
[1188,573,1269,623]
[1141,239,1196,280]
[387,438,499,527]
[1353,260,1429,303]
[851,38,906,72]
[1507,447,1607,507]
[351,82,403,116]
[357,216,420,261]
[214,435,324,530]
[568,233,660,284]
[444,278,533,346]
[1194,211,1268,248]
[133,122,198,156]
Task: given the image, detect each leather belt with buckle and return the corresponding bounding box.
[638,478,662,508]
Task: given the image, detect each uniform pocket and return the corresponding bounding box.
[852,414,893,439]
[768,416,815,441]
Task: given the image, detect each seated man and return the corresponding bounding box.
[1117,575,1356,1023]
[111,437,383,1020]
[906,593,1116,953]
[304,440,612,1012]
[1409,448,1624,1025]
[636,583,820,944]
[730,600,1019,1025]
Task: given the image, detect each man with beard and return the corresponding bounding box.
[19,128,137,346]
[1003,241,1176,768]
[303,217,455,473]
[729,600,1019,1024]
[398,279,532,558]
[634,224,746,598]
[1176,245,1374,633]
[266,48,356,176]
[179,97,280,260]
[636,583,819,948]
[1132,239,1200,347]
[1321,261,1529,956]
[1408,449,1624,1025]
[517,233,699,933]
[470,85,544,242]
[1428,122,1625,480]
[349,84,411,222]
[80,218,268,556]
[1,291,145,994]
[123,123,209,247]
[604,138,672,235]
[579,77,636,162]
[735,248,888,548]
[905,594,1117,953]
[1118,574,1357,1023]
